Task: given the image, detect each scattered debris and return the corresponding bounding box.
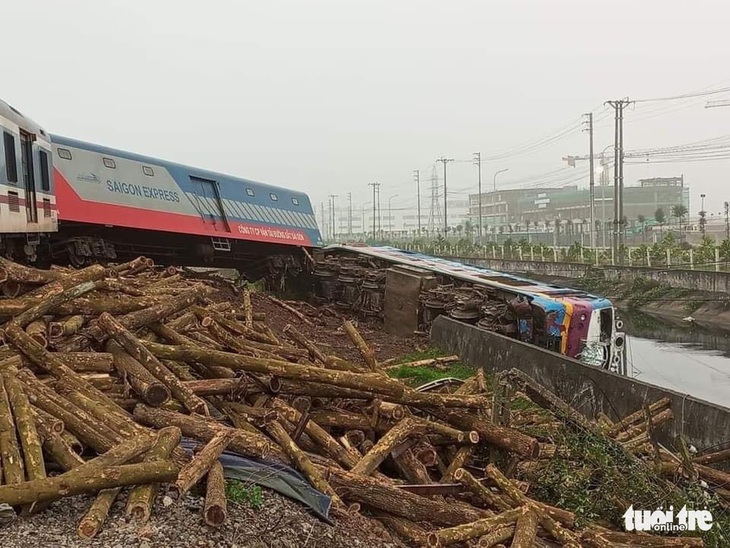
[0,256,726,547]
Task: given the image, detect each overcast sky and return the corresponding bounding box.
[4,1,730,220]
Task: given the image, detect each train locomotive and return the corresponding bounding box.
[312,245,626,373]
[0,98,322,280]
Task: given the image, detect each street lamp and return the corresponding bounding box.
[388,194,399,239]
[492,169,509,230]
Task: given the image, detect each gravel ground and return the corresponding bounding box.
[0,488,404,548]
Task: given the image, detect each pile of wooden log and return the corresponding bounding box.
[0,256,725,546]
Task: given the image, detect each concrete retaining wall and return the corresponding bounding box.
[444,256,730,293]
[431,316,730,451]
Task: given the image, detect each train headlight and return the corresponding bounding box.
[580,313,586,321]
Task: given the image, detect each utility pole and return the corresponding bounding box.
[583,113,596,253]
[347,192,352,238]
[320,201,326,240]
[414,169,421,237]
[725,201,730,240]
[606,98,631,264]
[436,157,454,234]
[328,194,338,241]
[376,184,382,238]
[473,152,482,239]
[367,182,379,239]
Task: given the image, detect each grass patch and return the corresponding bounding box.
[225,480,264,510]
[386,347,476,387]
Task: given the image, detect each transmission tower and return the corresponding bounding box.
[427,165,442,234]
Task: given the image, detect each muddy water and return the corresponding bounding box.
[621,310,730,408]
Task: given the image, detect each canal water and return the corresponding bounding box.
[621,310,730,408]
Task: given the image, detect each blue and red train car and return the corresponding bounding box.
[0,98,322,273]
[322,245,625,372]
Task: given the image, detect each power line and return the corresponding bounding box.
[634,85,730,103]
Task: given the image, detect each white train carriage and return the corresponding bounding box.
[0,99,57,260]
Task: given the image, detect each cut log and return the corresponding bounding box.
[393,448,432,485]
[477,526,515,548]
[133,404,274,460]
[438,411,539,458]
[426,508,522,547]
[31,407,64,436]
[267,421,342,505]
[343,321,379,372]
[5,323,126,416]
[374,513,428,546]
[106,340,170,407]
[98,313,207,415]
[485,464,579,543]
[352,418,423,476]
[270,398,360,469]
[384,355,460,370]
[183,377,273,398]
[77,488,121,539]
[441,446,473,483]
[0,367,45,485]
[505,369,594,432]
[33,418,84,471]
[454,468,510,511]
[63,285,212,350]
[139,341,406,398]
[283,324,327,364]
[203,460,227,527]
[510,507,538,548]
[10,280,100,327]
[310,409,379,431]
[0,258,59,285]
[268,295,313,326]
[607,398,671,437]
[25,320,47,348]
[324,466,489,526]
[0,373,25,485]
[615,409,674,442]
[0,460,179,506]
[171,430,233,499]
[18,370,115,453]
[125,426,182,522]
[693,447,730,466]
[48,314,86,339]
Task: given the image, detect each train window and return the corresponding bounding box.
[291,197,299,206]
[3,132,18,183]
[7,191,20,212]
[245,188,255,197]
[57,148,72,160]
[269,193,278,201]
[142,166,154,177]
[39,150,50,191]
[103,157,116,169]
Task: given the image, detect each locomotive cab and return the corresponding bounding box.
[0,99,58,261]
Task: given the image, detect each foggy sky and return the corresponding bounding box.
[4,1,730,219]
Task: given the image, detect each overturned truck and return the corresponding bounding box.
[310,245,626,373]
